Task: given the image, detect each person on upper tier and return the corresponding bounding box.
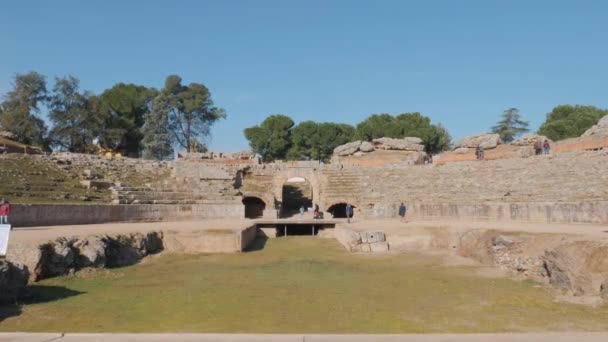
[398,202,407,222]
[543,140,551,155]
[476,146,485,160]
[346,203,353,223]
[534,139,543,155]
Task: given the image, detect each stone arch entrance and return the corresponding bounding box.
[242,197,266,219]
[281,177,313,217]
[327,202,356,218]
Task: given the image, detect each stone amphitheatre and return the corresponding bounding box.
[2,117,608,339]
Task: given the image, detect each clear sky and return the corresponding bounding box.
[1,0,607,151]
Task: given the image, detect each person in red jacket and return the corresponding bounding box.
[0,198,10,225]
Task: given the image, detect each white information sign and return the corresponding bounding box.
[0,224,11,257]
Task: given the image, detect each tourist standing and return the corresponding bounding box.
[346,203,353,223]
[476,146,485,160]
[543,140,551,155]
[398,202,407,222]
[0,198,10,225]
[534,139,543,155]
[299,205,305,217]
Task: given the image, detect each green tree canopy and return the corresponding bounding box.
[98,83,157,155]
[538,105,608,141]
[354,113,394,141]
[288,121,355,161]
[355,112,451,153]
[244,114,294,162]
[0,71,49,149]
[150,75,226,153]
[491,108,529,143]
[142,95,174,160]
[48,76,103,152]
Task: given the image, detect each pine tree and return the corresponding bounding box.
[0,72,49,148]
[48,76,102,152]
[492,108,529,143]
[142,95,174,160]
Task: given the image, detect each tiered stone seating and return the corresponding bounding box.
[112,172,243,205]
[320,169,364,205]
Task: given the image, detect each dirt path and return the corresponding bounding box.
[8,219,254,246]
[347,218,608,239]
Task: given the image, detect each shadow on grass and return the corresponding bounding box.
[0,285,85,322]
[244,236,268,252]
[25,285,86,304]
[0,304,21,323]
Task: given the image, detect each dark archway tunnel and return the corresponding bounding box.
[327,203,356,218]
[243,197,266,219]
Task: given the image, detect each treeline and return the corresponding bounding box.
[244,112,451,162]
[0,72,225,159]
[491,105,608,143]
[2,71,606,162]
[538,105,608,141]
[246,104,608,163]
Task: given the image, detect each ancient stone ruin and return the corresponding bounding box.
[3,128,608,304]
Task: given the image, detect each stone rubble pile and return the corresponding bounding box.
[454,133,503,150]
[0,259,29,304]
[31,231,163,281]
[336,228,390,253]
[178,150,256,160]
[0,131,17,140]
[372,137,425,151]
[458,229,608,302]
[582,115,608,137]
[43,152,172,188]
[511,134,552,146]
[332,137,426,157]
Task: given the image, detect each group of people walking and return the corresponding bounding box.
[534,139,551,155]
[296,201,409,223]
[476,139,551,160]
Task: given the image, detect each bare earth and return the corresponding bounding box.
[9,218,608,246]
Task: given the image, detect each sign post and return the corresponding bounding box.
[0,224,11,257]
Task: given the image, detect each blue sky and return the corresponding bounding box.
[1,0,607,151]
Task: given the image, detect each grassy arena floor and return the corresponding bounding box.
[2,237,608,333]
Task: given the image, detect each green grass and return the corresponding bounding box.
[2,237,608,333]
[0,155,110,204]
[0,154,172,203]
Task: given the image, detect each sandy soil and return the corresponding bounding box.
[346,218,608,239]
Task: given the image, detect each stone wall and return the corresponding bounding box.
[236,150,608,224]
[407,201,608,224]
[8,224,257,284]
[554,135,608,153]
[162,228,252,254]
[10,203,244,227]
[240,225,259,250]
